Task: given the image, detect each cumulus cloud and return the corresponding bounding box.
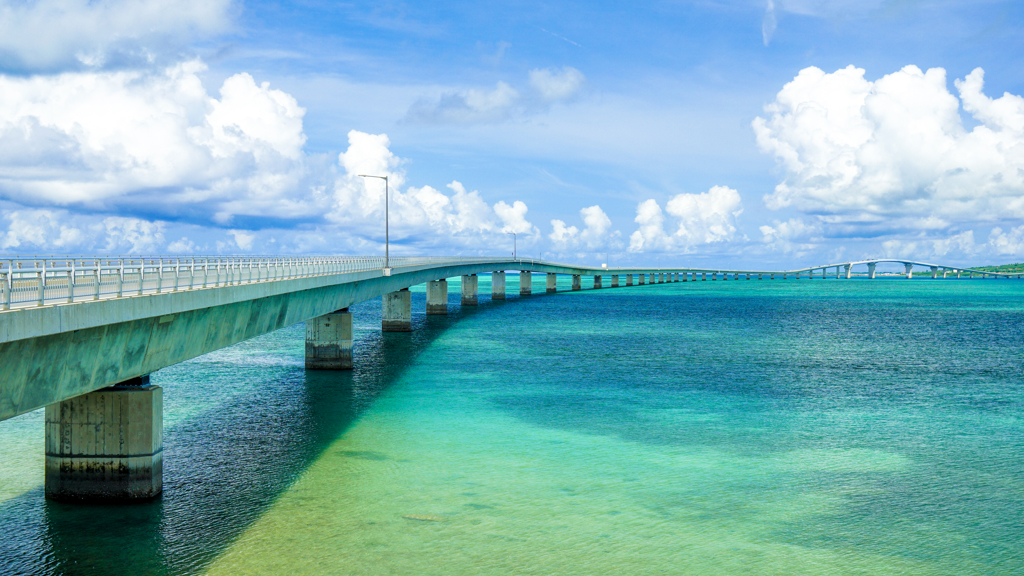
[762,0,777,46]
[0,60,316,227]
[548,204,617,250]
[0,0,233,72]
[759,218,820,254]
[753,65,1024,229]
[0,209,164,253]
[988,226,1024,256]
[628,186,743,253]
[881,231,977,260]
[405,67,585,124]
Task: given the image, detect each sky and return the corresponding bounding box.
[1,0,1024,268]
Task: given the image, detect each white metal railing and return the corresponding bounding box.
[0,255,525,312]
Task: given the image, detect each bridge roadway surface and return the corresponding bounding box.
[1,255,1019,423]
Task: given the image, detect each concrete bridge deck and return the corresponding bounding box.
[0,254,1016,500]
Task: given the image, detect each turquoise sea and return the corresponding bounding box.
[1,276,1022,575]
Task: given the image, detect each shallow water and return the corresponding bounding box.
[1,276,1022,575]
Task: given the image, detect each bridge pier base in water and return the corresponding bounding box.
[520,271,532,295]
[461,275,478,305]
[547,273,558,293]
[639,274,646,285]
[594,275,602,289]
[905,263,914,279]
[492,271,506,300]
[427,280,448,315]
[626,274,633,286]
[611,275,619,287]
[845,264,852,279]
[383,289,412,331]
[306,309,354,368]
[45,376,162,501]
[572,275,582,291]
[868,263,877,279]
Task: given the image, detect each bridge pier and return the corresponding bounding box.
[383,289,412,331]
[611,275,619,287]
[427,280,448,315]
[905,263,914,279]
[594,275,603,289]
[930,266,938,279]
[702,273,706,281]
[492,271,506,300]
[462,274,479,305]
[868,263,877,279]
[547,273,558,293]
[639,273,646,285]
[306,309,354,368]
[845,264,852,279]
[626,274,633,286]
[520,271,532,295]
[572,275,582,291]
[45,376,162,501]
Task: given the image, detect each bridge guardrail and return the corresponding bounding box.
[0,256,524,311]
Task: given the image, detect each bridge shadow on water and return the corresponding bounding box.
[0,292,495,576]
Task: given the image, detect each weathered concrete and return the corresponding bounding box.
[45,376,162,501]
[572,275,582,291]
[594,275,602,289]
[427,280,448,315]
[611,275,619,287]
[905,263,914,279]
[845,264,852,279]
[868,263,877,279]
[638,274,646,285]
[931,266,939,279]
[520,271,532,295]
[492,271,506,300]
[461,274,479,305]
[626,274,633,286]
[382,289,412,331]
[702,273,706,281]
[547,273,557,293]
[305,309,352,369]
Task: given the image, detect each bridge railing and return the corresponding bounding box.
[0,256,515,311]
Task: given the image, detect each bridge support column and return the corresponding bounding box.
[868,263,877,279]
[383,289,412,331]
[930,266,938,279]
[520,271,532,295]
[702,273,706,281]
[626,274,633,286]
[783,273,788,280]
[594,275,602,289]
[461,275,479,305]
[845,264,852,279]
[683,273,688,282]
[572,275,582,291]
[427,280,448,315]
[45,376,162,501]
[611,275,619,287]
[905,263,914,279]
[492,271,506,300]
[639,274,645,285]
[306,309,353,369]
[547,273,558,293]
[942,269,948,279]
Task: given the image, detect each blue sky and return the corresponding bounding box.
[1,0,1023,267]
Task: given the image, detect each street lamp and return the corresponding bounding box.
[358,174,389,272]
[506,232,516,259]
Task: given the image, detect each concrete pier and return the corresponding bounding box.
[547,273,558,293]
[461,274,479,305]
[383,289,412,331]
[931,266,939,279]
[594,275,603,289]
[611,274,619,287]
[305,309,353,369]
[639,273,646,285]
[905,263,914,279]
[45,376,162,501]
[845,264,852,279]
[520,271,532,295]
[868,263,877,279]
[492,271,506,300]
[572,275,582,291]
[702,273,706,281]
[427,280,448,315]
[626,274,633,286]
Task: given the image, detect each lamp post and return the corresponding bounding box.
[358,174,389,271]
[506,232,516,259]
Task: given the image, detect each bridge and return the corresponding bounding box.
[0,254,1016,502]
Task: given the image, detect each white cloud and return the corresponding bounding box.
[0,0,233,72]
[759,217,820,254]
[230,229,256,251]
[405,67,585,125]
[0,208,166,253]
[753,65,1024,229]
[548,204,617,250]
[881,231,977,260]
[529,67,585,102]
[988,226,1024,256]
[762,0,777,46]
[628,186,743,253]
[0,60,316,226]
[167,236,197,253]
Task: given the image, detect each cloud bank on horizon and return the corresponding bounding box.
[0,0,1022,266]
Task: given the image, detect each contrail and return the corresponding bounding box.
[539,27,583,48]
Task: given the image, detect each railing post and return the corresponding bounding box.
[116,261,124,297]
[93,262,101,300]
[1,271,9,310]
[189,261,195,289]
[138,263,145,295]
[38,261,46,306]
[67,260,75,303]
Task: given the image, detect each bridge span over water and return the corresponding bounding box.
[0,254,1015,501]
